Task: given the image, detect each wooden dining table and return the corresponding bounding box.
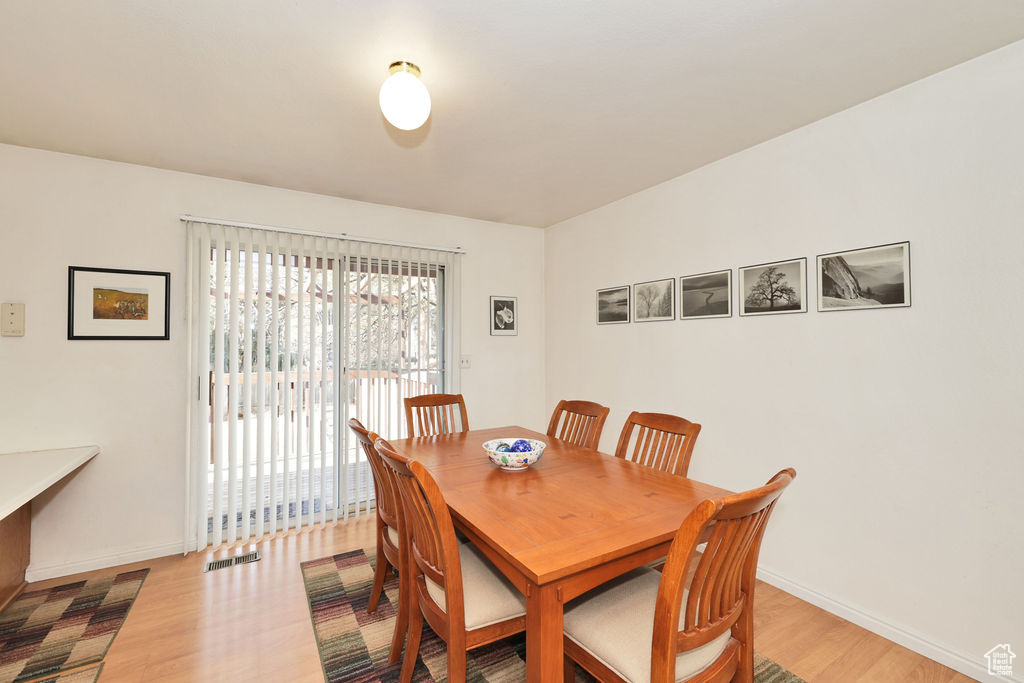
[390,425,733,682]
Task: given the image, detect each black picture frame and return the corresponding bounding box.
[738,258,807,317]
[633,277,675,322]
[68,266,171,340]
[817,241,911,312]
[596,285,630,324]
[490,295,517,336]
[680,269,732,319]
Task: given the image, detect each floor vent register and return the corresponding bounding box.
[203,550,262,572]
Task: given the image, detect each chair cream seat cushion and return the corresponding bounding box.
[564,568,732,682]
[425,543,526,630]
[385,524,400,547]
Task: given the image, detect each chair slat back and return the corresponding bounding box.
[348,418,399,529]
[614,411,702,477]
[375,437,465,625]
[546,399,610,450]
[404,393,469,437]
[650,469,796,681]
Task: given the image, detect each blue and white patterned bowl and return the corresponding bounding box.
[482,438,546,471]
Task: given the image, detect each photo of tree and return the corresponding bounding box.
[739,258,806,316]
[597,285,630,324]
[817,242,910,311]
[633,278,674,322]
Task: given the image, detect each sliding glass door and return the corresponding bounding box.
[185,221,460,551]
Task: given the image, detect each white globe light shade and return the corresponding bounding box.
[379,70,431,130]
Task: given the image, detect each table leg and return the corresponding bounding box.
[526,582,563,683]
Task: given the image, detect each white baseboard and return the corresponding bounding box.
[757,566,1019,683]
[26,540,183,582]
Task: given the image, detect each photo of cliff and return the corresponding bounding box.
[818,242,910,311]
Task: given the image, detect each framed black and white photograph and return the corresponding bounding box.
[633,278,675,322]
[817,242,910,311]
[739,258,806,316]
[68,266,170,340]
[596,285,630,324]
[680,270,732,319]
[490,296,517,336]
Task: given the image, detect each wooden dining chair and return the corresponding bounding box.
[404,393,469,437]
[546,399,610,450]
[614,411,702,477]
[375,437,526,683]
[348,418,408,664]
[562,468,796,683]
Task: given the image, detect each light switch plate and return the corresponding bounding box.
[459,355,471,369]
[2,303,25,337]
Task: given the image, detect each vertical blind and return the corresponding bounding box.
[184,220,461,552]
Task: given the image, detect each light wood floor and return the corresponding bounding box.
[24,516,975,682]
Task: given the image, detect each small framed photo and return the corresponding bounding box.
[817,242,910,311]
[739,258,806,316]
[633,278,675,322]
[68,266,171,340]
[680,270,732,319]
[596,285,630,324]
[490,296,517,336]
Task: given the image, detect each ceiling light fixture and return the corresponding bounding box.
[379,61,431,131]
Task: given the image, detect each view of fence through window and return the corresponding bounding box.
[205,246,444,540]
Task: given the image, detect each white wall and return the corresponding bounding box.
[545,41,1024,680]
[0,144,545,579]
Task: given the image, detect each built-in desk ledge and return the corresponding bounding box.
[0,445,100,612]
[0,445,101,520]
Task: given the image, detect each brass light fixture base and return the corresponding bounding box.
[388,61,421,78]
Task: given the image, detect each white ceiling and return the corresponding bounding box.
[2,1,1024,227]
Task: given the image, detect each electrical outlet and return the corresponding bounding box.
[459,356,471,369]
[1,303,25,337]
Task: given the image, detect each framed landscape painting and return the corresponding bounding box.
[633,278,675,322]
[739,258,806,316]
[817,242,910,311]
[490,295,517,335]
[596,285,630,324]
[68,266,170,340]
[680,269,731,319]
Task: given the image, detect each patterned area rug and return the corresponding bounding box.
[23,663,103,683]
[301,549,804,683]
[0,569,148,683]
[753,654,805,683]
